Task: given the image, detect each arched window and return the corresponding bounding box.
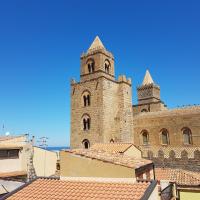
[161,129,169,145]
[110,139,114,143]
[82,91,91,107]
[104,60,110,74]
[182,128,192,145]
[87,59,95,73]
[141,109,148,112]
[141,130,149,145]
[82,139,90,149]
[82,114,90,131]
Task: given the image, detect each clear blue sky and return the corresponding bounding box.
[0,0,200,146]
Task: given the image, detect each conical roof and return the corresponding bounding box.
[142,70,154,85]
[88,36,105,52]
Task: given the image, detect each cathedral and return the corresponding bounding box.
[70,36,200,170]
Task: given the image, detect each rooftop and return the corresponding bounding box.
[65,149,152,169]
[142,70,154,85]
[155,168,200,186]
[133,105,200,119]
[3,178,156,200]
[91,143,138,154]
[0,171,27,178]
[0,135,26,142]
[87,36,105,52]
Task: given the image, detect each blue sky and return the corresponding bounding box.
[0,0,200,146]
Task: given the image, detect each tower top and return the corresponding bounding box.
[88,36,105,52]
[142,70,154,85]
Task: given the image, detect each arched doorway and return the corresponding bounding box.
[82,139,90,149]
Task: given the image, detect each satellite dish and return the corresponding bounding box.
[5,132,10,136]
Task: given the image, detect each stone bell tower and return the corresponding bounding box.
[80,36,115,82]
[70,36,133,149]
[133,70,167,113]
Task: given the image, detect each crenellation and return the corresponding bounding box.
[70,36,200,171]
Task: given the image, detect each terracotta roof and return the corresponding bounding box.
[155,168,200,186]
[4,178,154,200]
[65,149,152,169]
[91,143,136,153]
[0,171,27,178]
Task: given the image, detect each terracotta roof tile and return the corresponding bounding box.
[155,168,200,186]
[65,149,152,169]
[91,143,136,153]
[6,178,151,200]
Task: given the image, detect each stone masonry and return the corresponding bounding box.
[70,36,200,170]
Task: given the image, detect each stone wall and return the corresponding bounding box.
[132,106,200,146]
[70,75,133,148]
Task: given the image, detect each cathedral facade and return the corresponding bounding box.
[70,36,200,169]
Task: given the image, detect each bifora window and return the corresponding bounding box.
[183,128,192,145]
[104,60,110,74]
[87,59,95,73]
[82,114,90,131]
[0,149,19,159]
[82,91,91,107]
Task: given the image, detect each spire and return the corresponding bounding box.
[88,36,105,52]
[142,70,154,85]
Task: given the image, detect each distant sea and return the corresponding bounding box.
[46,146,70,152]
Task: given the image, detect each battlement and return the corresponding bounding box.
[137,83,160,90]
[118,75,132,85]
[81,48,114,59]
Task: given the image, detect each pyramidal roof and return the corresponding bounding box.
[142,70,154,85]
[88,36,105,52]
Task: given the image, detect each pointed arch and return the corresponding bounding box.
[82,90,91,107]
[140,130,149,145]
[82,114,91,131]
[160,128,169,145]
[182,127,192,145]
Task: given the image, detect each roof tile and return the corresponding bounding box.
[6,178,151,200]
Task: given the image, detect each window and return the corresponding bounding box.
[104,60,110,74]
[82,139,90,149]
[141,131,149,145]
[182,128,192,145]
[82,91,91,107]
[83,95,90,106]
[161,129,169,145]
[0,149,19,159]
[87,59,95,73]
[110,139,114,143]
[82,115,90,131]
[141,109,148,112]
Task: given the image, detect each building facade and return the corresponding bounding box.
[70,36,200,169]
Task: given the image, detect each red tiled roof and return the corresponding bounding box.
[91,143,137,153]
[5,178,152,200]
[65,149,152,169]
[0,171,27,178]
[155,168,200,186]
